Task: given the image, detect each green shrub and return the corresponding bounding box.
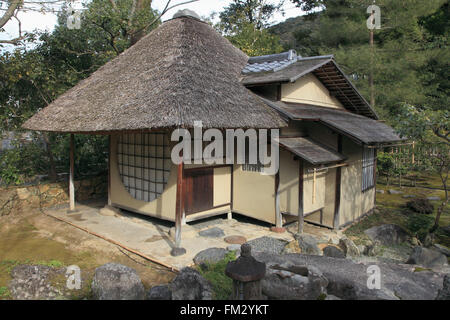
[406,198,434,215]
[197,251,236,300]
[0,133,108,186]
[407,214,434,241]
[0,141,47,185]
[377,152,395,185]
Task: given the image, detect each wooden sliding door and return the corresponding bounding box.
[184,168,214,215]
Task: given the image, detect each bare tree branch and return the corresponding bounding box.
[0,35,26,44]
[0,0,23,29]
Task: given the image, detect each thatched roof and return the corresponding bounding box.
[279,137,346,165]
[22,15,286,133]
[263,99,403,145]
[241,54,377,119]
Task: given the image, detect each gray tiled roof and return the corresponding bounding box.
[242,59,296,74]
[242,50,299,74]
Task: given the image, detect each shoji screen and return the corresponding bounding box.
[117,133,171,202]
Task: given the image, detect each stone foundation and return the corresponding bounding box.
[0,175,107,216]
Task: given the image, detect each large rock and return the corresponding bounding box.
[147,285,172,300]
[9,265,65,300]
[295,234,321,255]
[193,248,227,265]
[433,244,450,257]
[323,246,345,259]
[254,252,445,300]
[406,246,448,268]
[364,224,409,246]
[169,267,213,300]
[262,262,328,300]
[435,275,450,300]
[338,236,360,257]
[91,263,145,300]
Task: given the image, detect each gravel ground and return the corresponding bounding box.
[247,236,289,254]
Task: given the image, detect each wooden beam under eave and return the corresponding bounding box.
[68,134,76,213]
[171,161,186,256]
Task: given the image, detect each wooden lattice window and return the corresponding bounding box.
[362,146,375,192]
[117,133,171,202]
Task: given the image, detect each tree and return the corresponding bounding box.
[396,103,449,235]
[215,0,284,56]
[219,0,285,32]
[282,0,447,120]
[0,0,200,47]
[290,0,324,11]
[377,152,395,186]
[0,0,162,181]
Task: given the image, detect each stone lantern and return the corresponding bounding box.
[225,243,266,300]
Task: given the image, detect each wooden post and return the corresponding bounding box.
[229,164,234,220]
[107,135,112,206]
[271,170,285,233]
[411,141,415,164]
[369,29,375,109]
[312,168,316,204]
[171,161,186,256]
[298,159,304,235]
[373,149,378,206]
[68,134,76,213]
[333,135,343,230]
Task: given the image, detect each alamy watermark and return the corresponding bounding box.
[66,265,81,290]
[171,121,280,175]
[367,265,381,290]
[367,4,381,30]
[66,1,81,30]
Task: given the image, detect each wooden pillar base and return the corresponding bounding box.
[270,226,286,233]
[170,247,186,257]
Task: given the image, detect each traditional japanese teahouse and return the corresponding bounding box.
[23,10,402,256]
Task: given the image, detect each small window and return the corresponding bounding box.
[242,162,264,173]
[362,146,375,191]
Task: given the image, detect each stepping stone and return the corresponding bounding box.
[427,196,441,201]
[402,195,416,198]
[388,189,403,194]
[198,227,225,238]
[224,235,247,244]
[376,189,385,194]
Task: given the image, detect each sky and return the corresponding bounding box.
[0,0,304,48]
